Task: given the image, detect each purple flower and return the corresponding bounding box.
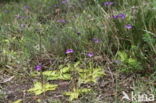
[124,24,133,29]
[103,1,114,6]
[113,13,126,19]
[117,13,126,19]
[57,19,66,23]
[65,49,74,54]
[92,38,101,43]
[112,15,117,19]
[62,0,69,4]
[87,52,94,57]
[35,65,42,71]
[15,15,27,19]
[23,5,30,9]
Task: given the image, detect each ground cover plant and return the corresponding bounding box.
[0,0,156,103]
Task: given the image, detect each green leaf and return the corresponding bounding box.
[12,99,22,103]
[61,74,71,80]
[74,61,80,68]
[142,33,155,43]
[43,67,72,80]
[128,58,136,64]
[64,88,91,101]
[118,51,128,62]
[80,88,91,93]
[28,82,58,95]
[78,67,104,84]
[64,91,79,101]
[43,71,56,76]
[60,67,70,73]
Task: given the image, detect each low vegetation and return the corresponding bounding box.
[0,0,156,103]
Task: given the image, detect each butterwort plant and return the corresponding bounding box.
[87,52,94,57]
[113,13,126,19]
[56,19,66,23]
[35,65,42,71]
[103,1,114,6]
[124,24,133,29]
[65,49,74,54]
[23,5,30,10]
[61,0,69,4]
[92,38,101,43]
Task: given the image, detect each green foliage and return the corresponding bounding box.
[117,51,128,62]
[0,0,156,102]
[143,33,155,44]
[43,66,72,80]
[42,62,104,83]
[12,99,22,103]
[78,67,104,83]
[64,88,91,101]
[142,32,156,53]
[28,82,58,95]
[117,51,142,73]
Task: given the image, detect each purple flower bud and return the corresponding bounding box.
[65,49,74,54]
[57,19,66,23]
[87,52,94,57]
[35,65,42,71]
[23,5,30,9]
[15,15,27,19]
[112,15,118,19]
[113,13,126,19]
[62,0,69,4]
[124,24,133,29]
[92,38,101,43]
[117,13,126,19]
[103,1,114,6]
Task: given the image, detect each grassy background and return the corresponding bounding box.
[0,0,156,103]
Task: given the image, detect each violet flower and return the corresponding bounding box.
[62,0,69,4]
[57,19,66,23]
[103,1,114,6]
[23,5,30,9]
[65,49,74,54]
[15,15,27,19]
[35,65,42,71]
[92,38,101,43]
[87,52,94,57]
[117,13,126,19]
[113,13,126,19]
[124,24,133,29]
